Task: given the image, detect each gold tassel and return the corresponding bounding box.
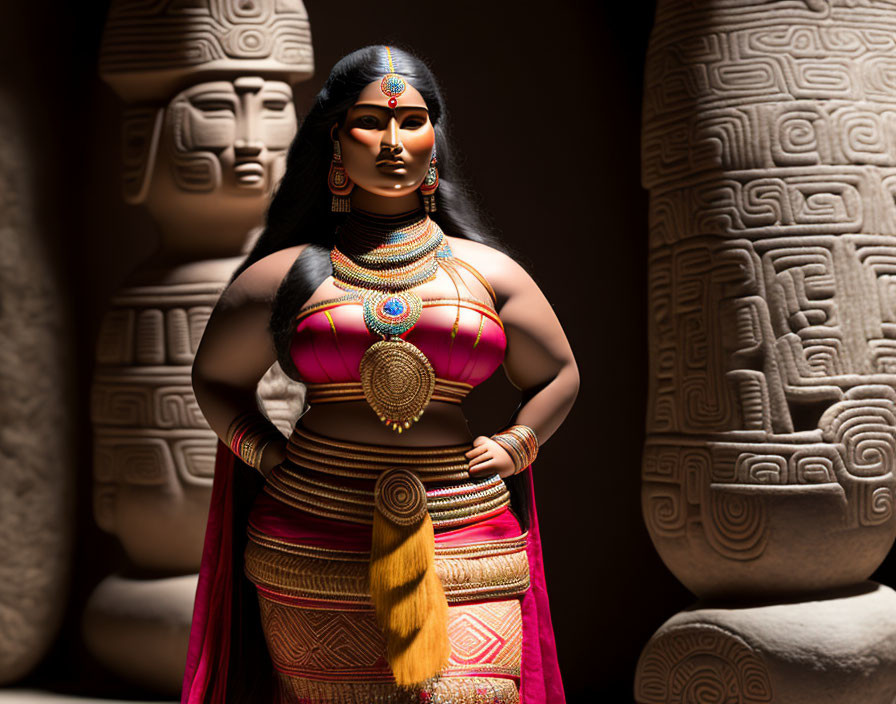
[369,493,450,685]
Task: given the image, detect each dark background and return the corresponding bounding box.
[0,2,708,702]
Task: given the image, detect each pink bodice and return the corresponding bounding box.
[290,297,506,386]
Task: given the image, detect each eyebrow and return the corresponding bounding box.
[350,103,429,114]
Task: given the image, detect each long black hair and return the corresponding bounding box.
[234,44,510,375]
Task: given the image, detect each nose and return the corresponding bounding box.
[234,107,263,156]
[234,78,264,158]
[381,116,403,154]
[234,138,263,157]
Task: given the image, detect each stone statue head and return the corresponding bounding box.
[99,0,313,255]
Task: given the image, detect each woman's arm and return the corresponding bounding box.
[192,245,305,477]
[457,243,580,477]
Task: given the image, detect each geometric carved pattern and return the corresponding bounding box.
[100,0,314,102]
[97,282,221,366]
[92,273,304,561]
[642,0,896,595]
[635,623,773,704]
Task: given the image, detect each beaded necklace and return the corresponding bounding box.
[336,214,444,268]
[330,210,452,431]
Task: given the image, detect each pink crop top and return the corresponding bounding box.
[290,295,507,387]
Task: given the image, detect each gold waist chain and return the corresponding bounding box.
[268,426,510,529]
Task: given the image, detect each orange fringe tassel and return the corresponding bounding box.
[369,505,450,685]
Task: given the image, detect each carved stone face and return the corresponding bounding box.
[165,76,296,195]
[137,76,298,256]
[336,79,434,198]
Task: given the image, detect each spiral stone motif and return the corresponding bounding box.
[374,468,427,526]
[359,339,435,426]
[635,623,773,704]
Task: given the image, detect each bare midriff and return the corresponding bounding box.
[297,399,473,447]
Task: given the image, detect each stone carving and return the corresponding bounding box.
[638,1,896,700]
[635,623,773,704]
[636,584,896,704]
[0,97,74,683]
[84,1,312,693]
[100,0,313,103]
[641,0,896,598]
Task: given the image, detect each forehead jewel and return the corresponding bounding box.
[380,46,406,109]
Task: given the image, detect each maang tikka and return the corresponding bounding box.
[328,135,353,213]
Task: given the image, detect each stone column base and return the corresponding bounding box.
[82,574,198,696]
[635,582,896,704]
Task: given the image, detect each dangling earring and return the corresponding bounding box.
[328,138,353,212]
[420,150,439,213]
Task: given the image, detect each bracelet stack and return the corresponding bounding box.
[490,424,538,475]
[226,411,284,473]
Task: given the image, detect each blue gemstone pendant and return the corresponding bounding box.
[362,290,423,337]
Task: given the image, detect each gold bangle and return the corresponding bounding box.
[226,411,284,474]
[490,424,538,475]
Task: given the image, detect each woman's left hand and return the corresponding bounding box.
[465,436,516,479]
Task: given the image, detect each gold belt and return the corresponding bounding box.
[284,426,471,481]
[305,378,472,405]
[270,427,511,528]
[267,463,510,528]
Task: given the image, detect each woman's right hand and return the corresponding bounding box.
[465,435,516,479]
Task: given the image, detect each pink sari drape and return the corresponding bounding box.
[182,443,236,704]
[181,442,565,703]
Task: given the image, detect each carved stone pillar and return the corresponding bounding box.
[84,1,313,693]
[637,1,896,701]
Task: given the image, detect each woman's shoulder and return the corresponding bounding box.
[444,236,531,304]
[224,244,310,306]
[445,237,516,275]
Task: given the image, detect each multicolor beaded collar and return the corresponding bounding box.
[332,210,448,289]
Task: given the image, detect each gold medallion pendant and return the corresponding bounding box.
[359,338,436,432]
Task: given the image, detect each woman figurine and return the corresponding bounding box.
[182,45,579,704]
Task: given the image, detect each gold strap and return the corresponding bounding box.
[445,256,498,307]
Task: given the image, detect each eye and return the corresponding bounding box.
[192,99,234,113]
[401,117,426,129]
[263,99,289,111]
[356,114,381,129]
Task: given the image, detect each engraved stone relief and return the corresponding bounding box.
[641,0,896,599]
[636,584,896,704]
[100,0,313,103]
[638,1,896,700]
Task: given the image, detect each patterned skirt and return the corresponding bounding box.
[243,426,530,704]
